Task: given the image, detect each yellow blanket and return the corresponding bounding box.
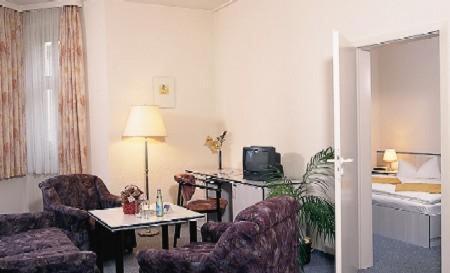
[395,183,441,194]
[372,177,401,185]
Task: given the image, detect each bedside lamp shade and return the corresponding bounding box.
[123,105,167,138]
[383,149,397,163]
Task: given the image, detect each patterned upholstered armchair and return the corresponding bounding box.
[39,174,136,252]
[137,196,300,273]
[0,211,96,273]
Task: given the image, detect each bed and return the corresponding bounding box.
[372,151,441,248]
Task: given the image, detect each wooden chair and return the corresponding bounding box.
[173,173,228,248]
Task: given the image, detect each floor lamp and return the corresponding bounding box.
[123,105,167,236]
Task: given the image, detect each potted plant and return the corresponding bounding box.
[268,147,335,269]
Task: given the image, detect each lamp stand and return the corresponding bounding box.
[138,139,160,238]
[145,139,149,198]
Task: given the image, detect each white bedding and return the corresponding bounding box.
[372,175,441,205]
[372,193,441,215]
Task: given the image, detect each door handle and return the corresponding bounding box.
[327,158,353,164]
[328,157,354,175]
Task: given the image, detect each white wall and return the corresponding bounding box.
[0,176,46,214]
[371,38,441,164]
[84,0,220,202]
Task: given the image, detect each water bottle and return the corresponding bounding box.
[156,189,164,217]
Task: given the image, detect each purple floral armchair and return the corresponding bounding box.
[137,196,300,273]
[39,174,136,252]
[0,211,96,273]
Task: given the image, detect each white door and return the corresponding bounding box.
[332,31,359,273]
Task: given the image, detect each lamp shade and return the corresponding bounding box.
[123,105,167,138]
[383,149,397,162]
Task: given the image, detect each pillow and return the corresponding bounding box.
[397,160,417,178]
[417,157,441,179]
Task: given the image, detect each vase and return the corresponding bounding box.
[218,150,223,170]
[122,201,137,214]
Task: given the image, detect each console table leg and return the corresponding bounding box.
[189,221,197,243]
[114,231,124,273]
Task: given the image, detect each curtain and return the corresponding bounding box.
[24,8,60,174]
[58,6,88,174]
[0,7,26,180]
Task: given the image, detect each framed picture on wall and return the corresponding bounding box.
[153,76,176,108]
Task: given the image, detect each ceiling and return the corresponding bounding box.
[5,0,52,4]
[3,0,233,11]
[124,0,231,11]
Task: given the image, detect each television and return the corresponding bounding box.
[243,146,283,181]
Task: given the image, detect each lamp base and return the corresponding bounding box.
[138,229,160,237]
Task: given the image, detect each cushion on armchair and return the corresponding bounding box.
[137,243,215,273]
[0,212,96,273]
[0,228,77,258]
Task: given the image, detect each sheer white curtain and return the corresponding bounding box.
[24,8,60,174]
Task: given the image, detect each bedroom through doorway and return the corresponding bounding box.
[358,32,442,273]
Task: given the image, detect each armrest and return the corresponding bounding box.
[201,222,233,243]
[137,249,203,273]
[100,193,122,209]
[0,212,55,237]
[49,205,90,232]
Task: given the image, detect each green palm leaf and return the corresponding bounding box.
[268,147,335,269]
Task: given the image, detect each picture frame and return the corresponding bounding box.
[153,76,176,108]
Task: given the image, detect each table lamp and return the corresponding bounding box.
[383,149,397,171]
[123,105,167,199]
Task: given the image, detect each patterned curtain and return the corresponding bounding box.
[58,6,88,174]
[0,7,26,180]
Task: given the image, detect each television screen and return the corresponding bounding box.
[245,150,270,171]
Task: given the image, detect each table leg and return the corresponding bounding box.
[217,183,222,222]
[94,222,104,273]
[189,221,197,243]
[161,225,169,249]
[114,231,124,273]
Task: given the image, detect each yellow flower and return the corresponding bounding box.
[205,136,219,153]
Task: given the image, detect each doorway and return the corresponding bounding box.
[357,32,442,272]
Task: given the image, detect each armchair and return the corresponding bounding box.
[0,212,96,273]
[137,196,300,273]
[39,174,136,253]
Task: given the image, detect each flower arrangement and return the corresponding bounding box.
[121,185,144,214]
[205,131,227,153]
[205,131,227,170]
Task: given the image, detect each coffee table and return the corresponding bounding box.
[88,205,204,273]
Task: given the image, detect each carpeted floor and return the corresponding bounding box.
[359,235,441,273]
[304,234,441,273]
[304,250,335,273]
[104,230,440,273]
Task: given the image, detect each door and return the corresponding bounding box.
[332,31,359,273]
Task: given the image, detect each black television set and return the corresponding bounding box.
[243,146,283,181]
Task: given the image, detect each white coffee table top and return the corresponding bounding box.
[88,204,204,232]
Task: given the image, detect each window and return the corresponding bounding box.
[24,8,60,174]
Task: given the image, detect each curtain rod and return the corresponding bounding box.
[0,0,82,12]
